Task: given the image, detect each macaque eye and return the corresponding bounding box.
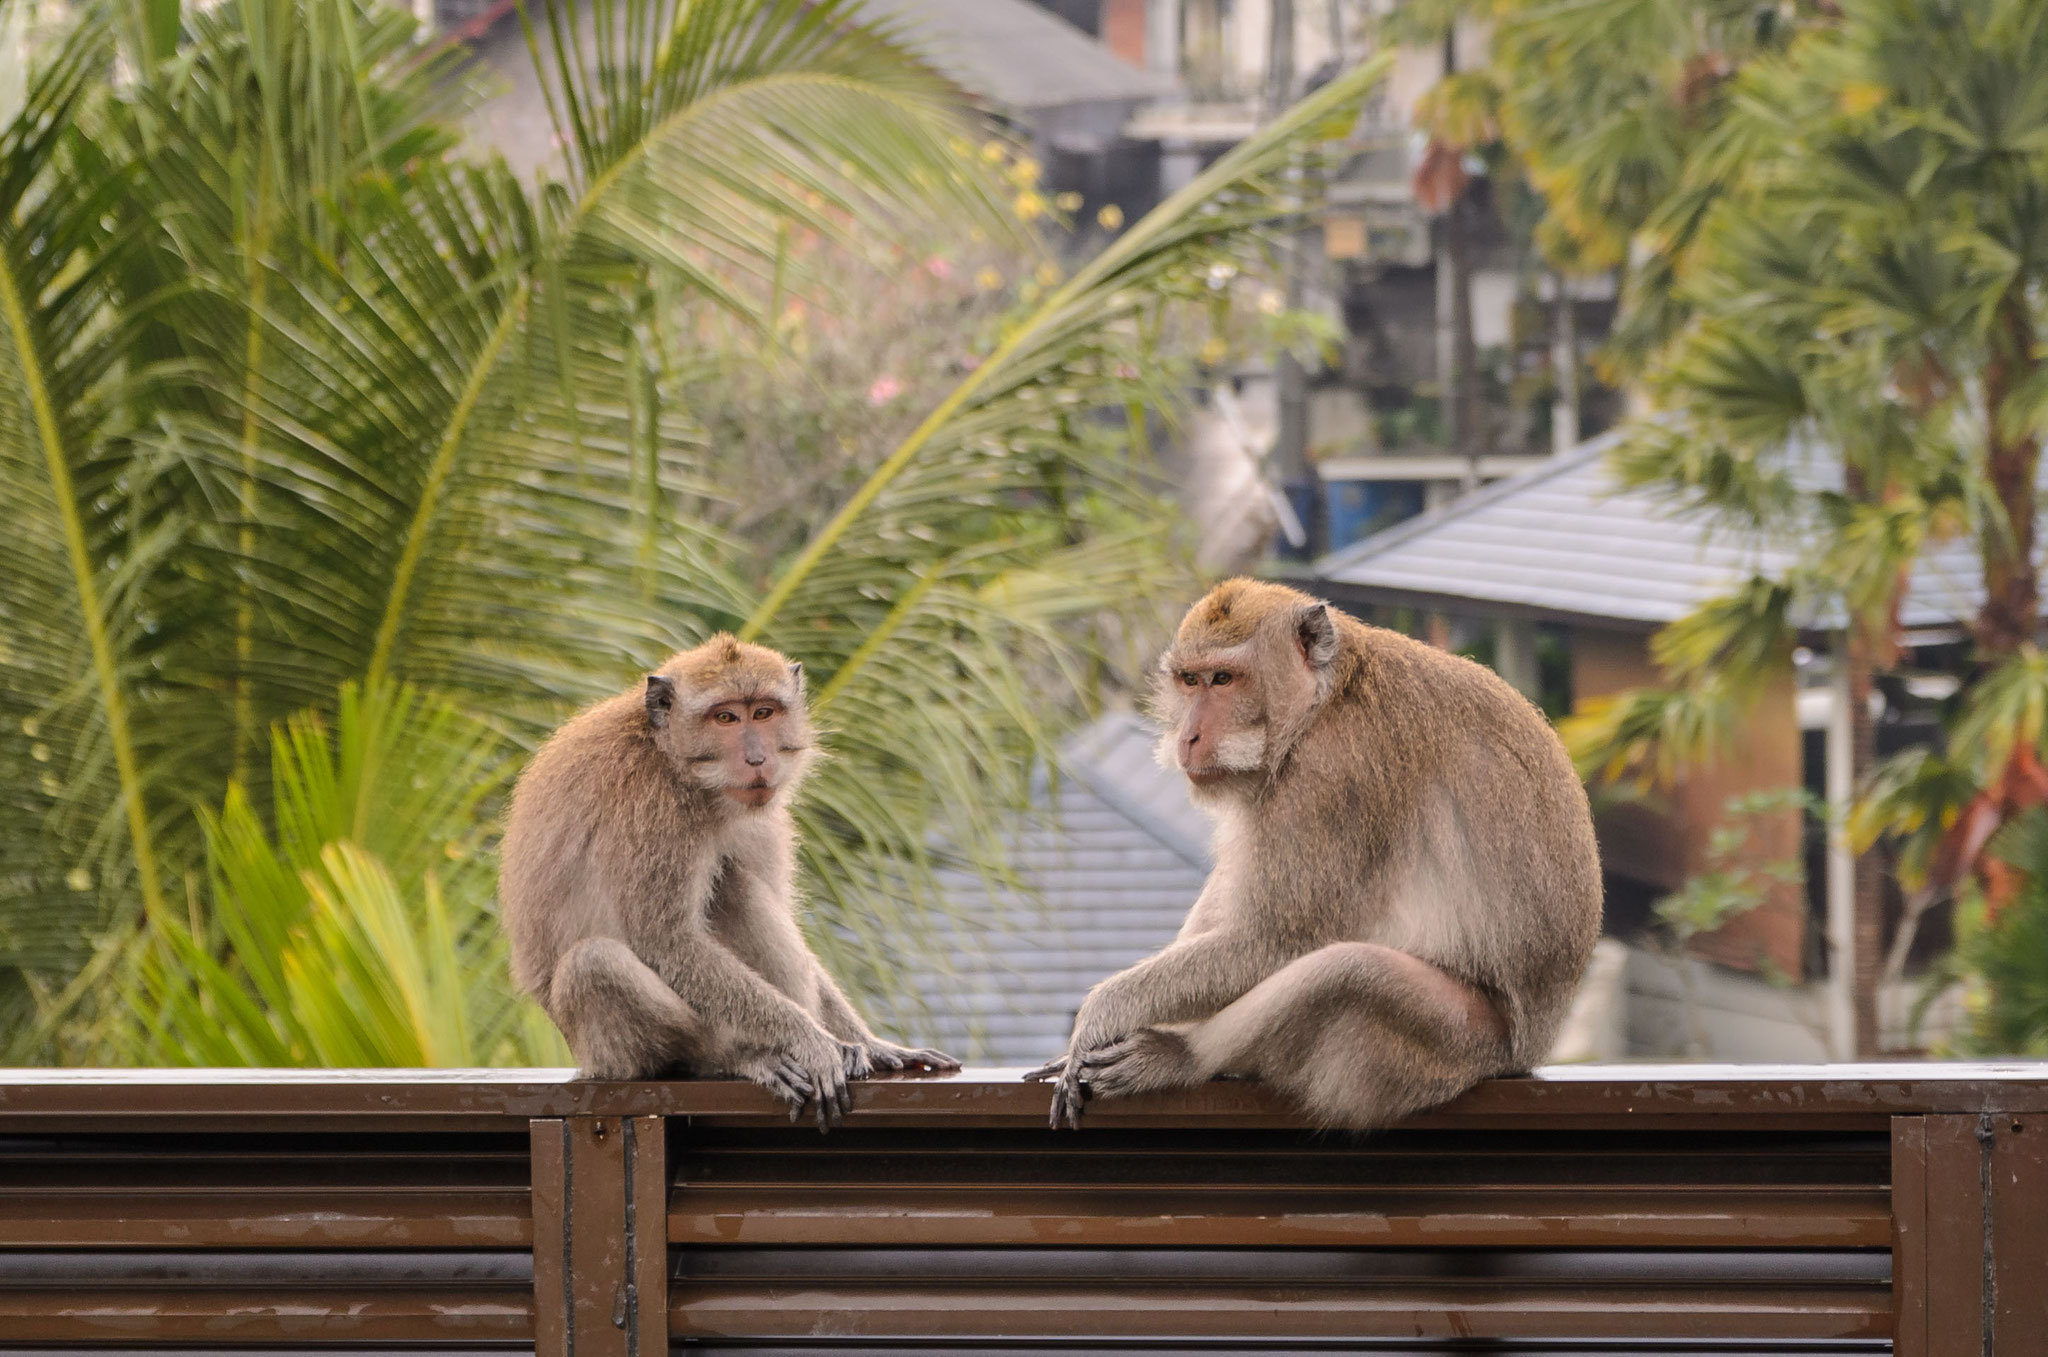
[753,706,774,721]
[1180,671,1199,687]
[1212,671,1233,686]
[713,710,739,725]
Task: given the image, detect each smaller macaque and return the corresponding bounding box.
[499,635,956,1128]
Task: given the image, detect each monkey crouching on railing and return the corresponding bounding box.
[1028,579,1602,1131]
[499,635,955,1130]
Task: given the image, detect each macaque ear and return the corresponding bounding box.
[788,660,804,691]
[1296,603,1338,669]
[645,674,676,729]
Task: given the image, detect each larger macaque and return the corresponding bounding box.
[500,635,954,1128]
[1028,580,1601,1129]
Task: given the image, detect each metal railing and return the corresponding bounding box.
[0,1062,2041,1353]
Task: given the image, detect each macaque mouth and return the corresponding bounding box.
[725,780,776,807]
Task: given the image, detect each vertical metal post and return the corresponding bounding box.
[1825,645,1857,1061]
[532,1115,667,1357]
[1495,619,1539,701]
[1895,1112,2048,1357]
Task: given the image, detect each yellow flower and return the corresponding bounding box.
[976,266,1004,291]
[1096,203,1124,231]
[949,136,974,157]
[65,867,92,892]
[1011,156,1041,185]
[1014,190,1048,220]
[1199,335,1229,365]
[981,139,1007,163]
[1055,191,1083,212]
[1035,261,1061,286]
[1840,81,1886,117]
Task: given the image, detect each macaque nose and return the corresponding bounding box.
[1179,726,1200,763]
[745,749,767,767]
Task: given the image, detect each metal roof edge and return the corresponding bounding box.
[1056,718,1213,872]
[1311,427,1631,580]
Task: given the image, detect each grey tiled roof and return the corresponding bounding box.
[909,711,1211,1064]
[857,0,1172,111]
[1314,432,2011,633]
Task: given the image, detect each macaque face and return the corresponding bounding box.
[697,695,798,808]
[1159,646,1273,787]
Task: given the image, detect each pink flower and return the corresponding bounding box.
[867,375,903,405]
[924,256,953,280]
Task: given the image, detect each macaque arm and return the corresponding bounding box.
[652,934,837,1065]
[1069,927,1293,1050]
[810,962,877,1043]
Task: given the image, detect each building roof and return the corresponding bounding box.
[857,0,1172,111]
[910,711,1210,1064]
[1313,432,2002,635]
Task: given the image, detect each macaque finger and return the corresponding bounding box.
[1022,1056,1067,1082]
[913,1048,960,1071]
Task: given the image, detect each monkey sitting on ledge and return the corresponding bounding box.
[1027,580,1601,1130]
[499,636,955,1129]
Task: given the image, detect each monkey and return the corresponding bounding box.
[499,634,957,1128]
[1025,579,1601,1131]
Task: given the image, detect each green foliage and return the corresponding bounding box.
[131,683,566,1067]
[1653,788,1819,949]
[1936,809,2048,1055]
[0,0,1386,1061]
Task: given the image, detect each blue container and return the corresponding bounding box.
[1325,478,1424,549]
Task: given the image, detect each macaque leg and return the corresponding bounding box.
[1199,941,1510,1128]
[550,938,704,1081]
[1079,942,1510,1130]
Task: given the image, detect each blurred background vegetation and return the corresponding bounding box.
[0,0,1379,1064]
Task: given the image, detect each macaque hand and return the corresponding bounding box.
[857,1040,959,1076]
[738,1034,852,1132]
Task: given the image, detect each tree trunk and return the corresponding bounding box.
[1839,462,1895,1057]
[1441,194,1486,483]
[1977,293,2040,660]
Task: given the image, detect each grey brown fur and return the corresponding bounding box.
[1027,579,1601,1130]
[499,635,954,1127]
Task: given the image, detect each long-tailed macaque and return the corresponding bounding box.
[500,635,955,1128]
[1027,580,1601,1130]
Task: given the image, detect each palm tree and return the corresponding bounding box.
[0,0,1388,1061]
[1562,0,2048,1055]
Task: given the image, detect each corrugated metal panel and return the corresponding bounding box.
[857,0,1173,111]
[1315,433,2028,632]
[913,713,1211,1064]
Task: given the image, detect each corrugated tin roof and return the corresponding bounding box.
[909,711,1210,1064]
[1313,433,2002,633]
[858,0,1172,111]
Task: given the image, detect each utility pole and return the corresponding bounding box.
[1430,28,1485,490]
[1266,0,1316,556]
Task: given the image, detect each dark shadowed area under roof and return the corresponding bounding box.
[1313,433,2013,636]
